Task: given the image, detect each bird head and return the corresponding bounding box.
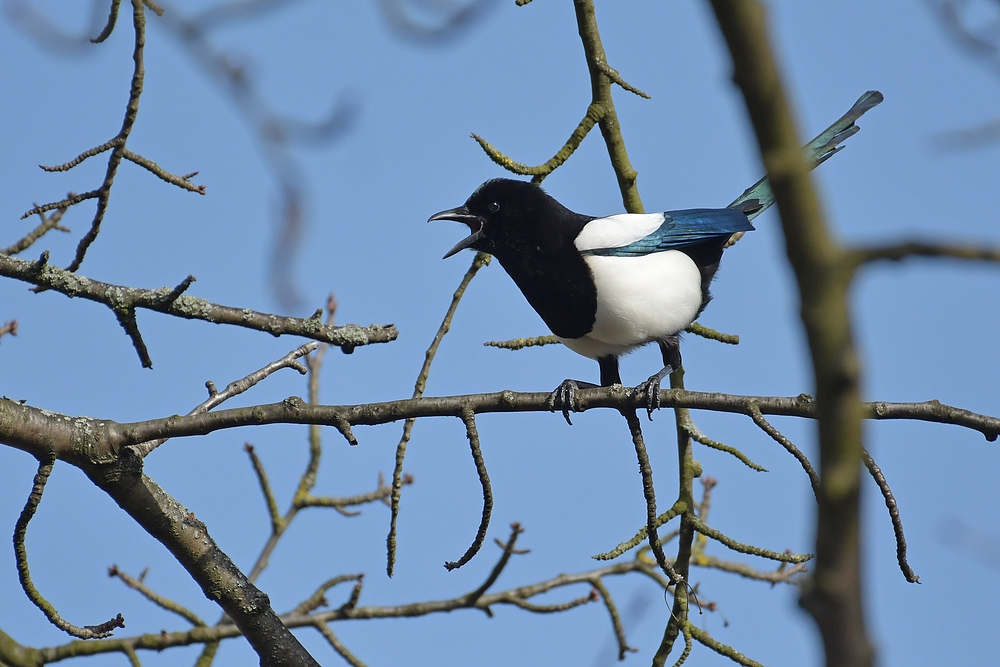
[429,178,557,259]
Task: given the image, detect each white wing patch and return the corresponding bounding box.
[573,213,666,252]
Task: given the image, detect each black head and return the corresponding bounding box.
[429,178,583,259]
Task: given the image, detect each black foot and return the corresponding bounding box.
[636,367,673,420]
[547,378,596,425]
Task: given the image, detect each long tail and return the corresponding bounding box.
[728,90,884,220]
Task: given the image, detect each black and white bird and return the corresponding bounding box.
[429,178,761,422]
[429,92,884,423]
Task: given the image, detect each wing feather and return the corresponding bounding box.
[580,208,753,257]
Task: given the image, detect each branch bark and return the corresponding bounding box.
[708,1,875,665]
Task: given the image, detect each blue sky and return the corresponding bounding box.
[2,1,999,666]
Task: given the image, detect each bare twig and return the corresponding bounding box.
[0,253,396,367]
[315,622,367,667]
[108,565,206,626]
[590,578,638,659]
[484,335,560,350]
[3,205,70,256]
[131,342,318,457]
[444,408,494,571]
[388,251,490,576]
[292,575,363,616]
[690,517,812,564]
[747,402,819,496]
[245,443,283,533]
[862,449,920,583]
[682,417,766,472]
[15,456,126,639]
[621,409,683,584]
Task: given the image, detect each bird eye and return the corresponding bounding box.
[488,201,500,213]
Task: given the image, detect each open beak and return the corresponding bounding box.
[428,205,485,259]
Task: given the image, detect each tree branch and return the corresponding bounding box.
[0,254,397,361]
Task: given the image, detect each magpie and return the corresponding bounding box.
[429,178,761,423]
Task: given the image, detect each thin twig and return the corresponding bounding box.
[472,103,604,183]
[746,401,819,496]
[690,517,812,563]
[15,456,126,639]
[590,578,638,659]
[387,251,489,576]
[620,409,683,584]
[444,407,493,571]
[245,444,282,533]
[292,575,363,616]
[315,622,367,667]
[862,449,920,583]
[131,341,318,457]
[593,500,687,561]
[0,253,397,361]
[3,205,70,256]
[682,418,766,472]
[108,565,206,626]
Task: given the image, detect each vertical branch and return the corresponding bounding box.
[653,369,698,666]
[707,2,872,666]
[621,409,681,584]
[572,0,644,214]
[68,0,147,272]
[443,407,494,571]
[14,456,125,639]
[387,251,490,576]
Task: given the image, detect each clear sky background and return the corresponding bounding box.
[2,1,999,666]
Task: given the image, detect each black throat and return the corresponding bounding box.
[486,211,598,340]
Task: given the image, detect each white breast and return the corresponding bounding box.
[556,251,702,360]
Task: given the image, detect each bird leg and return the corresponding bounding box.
[547,356,621,425]
[636,338,681,420]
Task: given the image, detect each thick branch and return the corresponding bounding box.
[709,1,874,665]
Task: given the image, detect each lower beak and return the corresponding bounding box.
[428,206,485,259]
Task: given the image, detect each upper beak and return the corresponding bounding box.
[428,205,485,259]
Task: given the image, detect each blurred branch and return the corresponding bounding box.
[377,0,498,43]
[0,254,396,367]
[153,0,359,308]
[709,1,875,666]
[0,320,18,343]
[926,0,1000,146]
[849,241,1000,267]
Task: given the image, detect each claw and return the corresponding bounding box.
[547,379,595,425]
[636,367,672,420]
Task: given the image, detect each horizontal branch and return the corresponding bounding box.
[0,254,396,351]
[849,241,1000,268]
[3,389,996,470]
[6,544,658,665]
